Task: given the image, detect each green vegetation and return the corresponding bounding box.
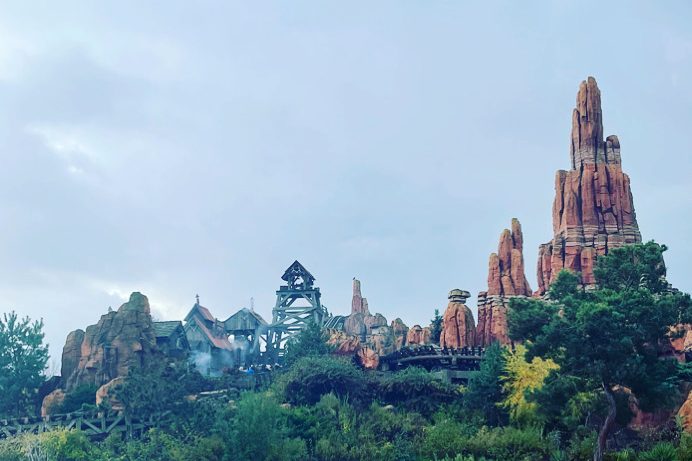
[0,311,49,418]
[0,242,690,460]
[509,241,692,461]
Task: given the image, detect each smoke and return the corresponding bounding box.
[190,351,212,374]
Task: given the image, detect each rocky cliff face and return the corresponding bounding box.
[537,77,642,294]
[440,289,475,348]
[476,219,531,346]
[407,325,431,346]
[62,292,160,392]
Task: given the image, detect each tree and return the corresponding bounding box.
[463,342,508,426]
[0,311,49,417]
[282,320,333,367]
[508,241,692,461]
[430,309,443,344]
[501,344,558,426]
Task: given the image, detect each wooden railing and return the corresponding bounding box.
[0,411,152,440]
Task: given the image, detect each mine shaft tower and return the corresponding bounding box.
[265,260,326,363]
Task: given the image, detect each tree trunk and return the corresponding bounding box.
[594,381,616,461]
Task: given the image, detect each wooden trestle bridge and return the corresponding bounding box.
[378,345,486,383]
[0,411,154,440]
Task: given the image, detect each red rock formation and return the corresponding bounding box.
[477,219,531,346]
[391,318,409,349]
[440,289,475,348]
[96,377,125,411]
[41,389,65,417]
[344,278,380,338]
[679,390,692,433]
[351,278,369,315]
[63,292,159,392]
[537,77,641,294]
[407,325,431,346]
[327,330,361,355]
[356,346,379,370]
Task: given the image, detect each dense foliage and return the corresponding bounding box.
[509,241,692,461]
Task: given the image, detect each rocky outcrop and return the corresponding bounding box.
[62,292,159,392]
[537,77,642,294]
[476,219,531,346]
[486,219,531,297]
[391,318,409,350]
[678,390,692,433]
[343,279,388,339]
[351,278,369,315]
[95,377,125,411]
[407,325,431,346]
[61,329,85,384]
[327,330,361,355]
[356,346,379,370]
[440,290,475,349]
[41,389,65,417]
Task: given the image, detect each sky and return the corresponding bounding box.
[0,1,691,364]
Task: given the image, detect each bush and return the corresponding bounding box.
[274,356,367,406]
[638,441,677,461]
[374,367,461,416]
[422,422,554,461]
[59,385,98,413]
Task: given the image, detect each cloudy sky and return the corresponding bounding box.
[0,1,691,362]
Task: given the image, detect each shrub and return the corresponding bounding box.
[638,441,677,461]
[374,367,461,416]
[274,356,367,406]
[59,385,98,413]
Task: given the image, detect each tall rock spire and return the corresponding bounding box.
[476,219,531,347]
[537,77,642,294]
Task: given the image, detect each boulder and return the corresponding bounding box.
[537,77,642,294]
[95,377,125,411]
[356,346,379,370]
[440,289,475,348]
[40,389,65,417]
[678,390,692,433]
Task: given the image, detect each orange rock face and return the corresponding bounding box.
[41,389,65,417]
[537,77,641,294]
[327,329,361,355]
[63,292,159,392]
[440,290,476,348]
[477,219,531,346]
[407,325,431,346]
[356,346,379,370]
[95,377,125,411]
[391,318,409,349]
[678,390,692,433]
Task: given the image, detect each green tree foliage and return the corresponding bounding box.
[275,355,367,406]
[0,311,49,417]
[463,342,508,426]
[508,241,692,461]
[282,320,333,367]
[112,359,208,425]
[375,367,461,416]
[221,391,307,461]
[430,309,443,344]
[59,384,98,413]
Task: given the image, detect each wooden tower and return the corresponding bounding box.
[265,260,326,363]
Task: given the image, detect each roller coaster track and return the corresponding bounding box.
[378,346,486,382]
